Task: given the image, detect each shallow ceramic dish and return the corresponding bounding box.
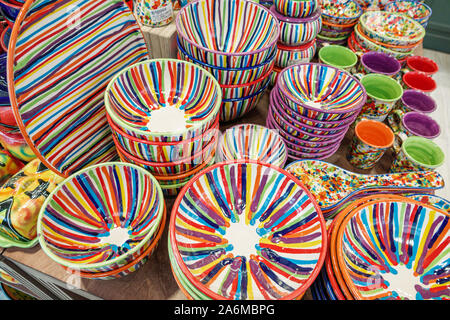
[320,0,362,25]
[9,0,149,178]
[277,63,366,121]
[105,59,221,138]
[177,38,275,86]
[270,87,358,129]
[270,5,322,46]
[274,0,318,18]
[108,112,219,163]
[359,11,425,47]
[37,162,165,274]
[216,123,287,167]
[336,196,449,300]
[169,160,327,300]
[384,0,432,27]
[221,80,269,122]
[275,40,317,68]
[176,0,279,69]
[284,159,446,214]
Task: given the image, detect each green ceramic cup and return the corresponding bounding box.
[390,136,445,173]
[358,73,403,122]
[318,45,358,72]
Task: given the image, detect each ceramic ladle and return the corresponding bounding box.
[285,159,445,214]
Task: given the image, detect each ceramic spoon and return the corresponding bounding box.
[284,159,445,213]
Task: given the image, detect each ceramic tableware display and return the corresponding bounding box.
[270,5,322,46]
[357,51,401,79]
[274,0,319,18]
[8,0,149,178]
[284,159,445,218]
[390,136,445,173]
[275,39,317,68]
[168,160,328,300]
[358,73,403,122]
[319,0,362,40]
[402,55,439,77]
[176,0,279,121]
[347,119,394,169]
[397,89,437,115]
[335,195,449,300]
[318,45,358,72]
[216,123,287,167]
[402,71,437,95]
[384,0,432,28]
[37,162,166,278]
[387,111,441,154]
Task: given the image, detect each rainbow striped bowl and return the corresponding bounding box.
[275,40,317,69]
[37,162,165,274]
[169,160,327,300]
[216,123,287,167]
[274,0,318,18]
[277,63,366,121]
[270,5,322,46]
[176,0,279,69]
[105,59,221,143]
[335,196,449,300]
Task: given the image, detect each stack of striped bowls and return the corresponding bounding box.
[269,0,321,86]
[105,59,221,197]
[317,0,362,49]
[267,62,366,161]
[176,0,279,122]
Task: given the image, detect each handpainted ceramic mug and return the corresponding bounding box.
[347,119,394,169]
[402,71,436,95]
[358,73,403,122]
[397,89,437,115]
[403,55,439,77]
[357,51,401,80]
[390,136,445,173]
[387,110,441,153]
[318,44,358,72]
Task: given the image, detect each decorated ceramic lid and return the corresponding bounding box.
[8,0,149,177]
[169,160,327,300]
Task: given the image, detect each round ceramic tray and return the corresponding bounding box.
[169,160,327,300]
[8,0,149,177]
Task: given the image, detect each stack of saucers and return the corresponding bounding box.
[168,160,327,300]
[105,59,221,196]
[319,194,450,300]
[384,0,432,29]
[351,11,425,64]
[37,162,166,280]
[317,0,362,48]
[176,0,279,122]
[267,62,366,161]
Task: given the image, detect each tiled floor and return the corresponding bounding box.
[423,49,450,198]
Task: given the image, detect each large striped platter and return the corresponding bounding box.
[8,0,149,177]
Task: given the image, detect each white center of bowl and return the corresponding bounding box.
[147,105,187,132]
[380,264,425,300]
[225,218,260,258]
[99,227,130,247]
[304,100,324,109]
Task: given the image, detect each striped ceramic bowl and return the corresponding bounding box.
[270,5,322,46]
[37,162,165,274]
[105,59,221,144]
[275,39,317,68]
[274,0,318,18]
[277,62,366,121]
[176,0,279,69]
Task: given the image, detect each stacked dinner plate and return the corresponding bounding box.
[317,0,362,47]
[351,11,425,64]
[267,62,366,161]
[176,0,279,122]
[105,59,221,196]
[314,194,450,300]
[168,160,327,300]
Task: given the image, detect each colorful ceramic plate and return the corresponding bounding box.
[8,0,149,177]
[335,196,449,300]
[169,160,327,300]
